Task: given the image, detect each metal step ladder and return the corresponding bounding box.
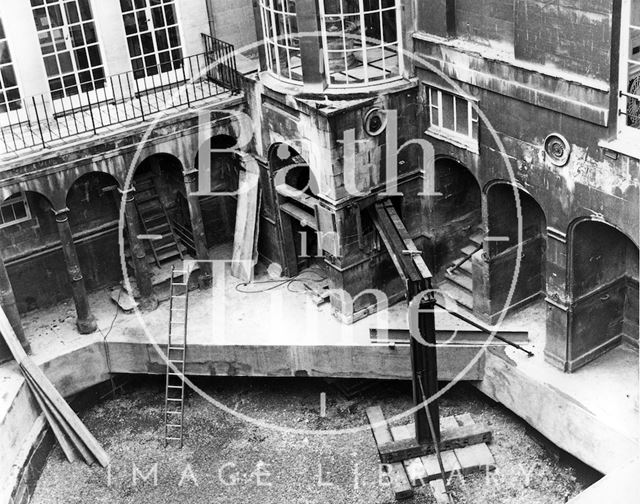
[163,266,190,447]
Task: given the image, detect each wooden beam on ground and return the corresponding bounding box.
[390,423,428,487]
[23,366,96,465]
[23,373,78,463]
[378,423,492,464]
[0,307,110,467]
[429,479,450,504]
[453,414,496,475]
[366,406,413,500]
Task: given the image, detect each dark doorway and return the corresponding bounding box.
[268,143,322,276]
[484,183,547,315]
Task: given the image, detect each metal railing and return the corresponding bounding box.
[0,36,241,155]
[446,242,482,275]
[202,33,242,92]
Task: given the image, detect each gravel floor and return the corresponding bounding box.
[30,377,599,504]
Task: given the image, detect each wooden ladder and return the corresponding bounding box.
[164,266,190,447]
[134,177,185,267]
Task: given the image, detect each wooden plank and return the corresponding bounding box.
[231,164,261,282]
[455,413,474,427]
[440,416,458,431]
[20,358,109,466]
[383,201,432,280]
[0,306,112,468]
[378,423,492,463]
[365,407,413,499]
[369,206,409,283]
[391,424,428,487]
[421,449,461,482]
[429,479,450,504]
[23,365,95,465]
[377,205,423,283]
[23,373,78,463]
[454,443,496,475]
[279,203,318,230]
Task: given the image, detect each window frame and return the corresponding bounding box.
[318,0,404,88]
[618,0,640,141]
[119,0,187,89]
[30,0,107,102]
[258,0,302,84]
[0,192,32,229]
[0,16,23,117]
[425,85,479,152]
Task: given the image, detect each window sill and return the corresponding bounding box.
[425,127,479,154]
[598,130,640,160]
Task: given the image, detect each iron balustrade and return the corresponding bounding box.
[201,33,242,92]
[0,37,241,156]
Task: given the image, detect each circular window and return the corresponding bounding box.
[364,108,388,136]
[544,133,571,167]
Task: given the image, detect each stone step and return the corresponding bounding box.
[445,269,472,293]
[439,280,473,311]
[469,230,484,246]
[448,256,472,277]
[461,244,481,257]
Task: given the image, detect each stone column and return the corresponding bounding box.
[119,188,158,311]
[53,207,97,334]
[544,226,571,371]
[0,254,30,354]
[183,169,212,288]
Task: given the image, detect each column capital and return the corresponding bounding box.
[118,187,136,202]
[51,207,70,222]
[183,169,198,183]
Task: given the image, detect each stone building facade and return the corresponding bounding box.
[0,0,638,375]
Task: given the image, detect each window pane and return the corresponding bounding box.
[13,202,27,220]
[381,7,397,43]
[0,41,9,64]
[455,96,469,136]
[32,1,105,98]
[1,66,17,88]
[442,92,454,130]
[58,51,74,73]
[44,55,59,76]
[320,0,400,87]
[65,1,80,23]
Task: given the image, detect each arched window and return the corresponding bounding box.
[319,0,403,87]
[258,0,302,83]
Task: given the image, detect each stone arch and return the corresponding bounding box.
[566,217,639,370]
[65,172,123,292]
[128,153,194,265]
[0,189,62,313]
[429,157,482,274]
[191,134,244,257]
[475,180,547,321]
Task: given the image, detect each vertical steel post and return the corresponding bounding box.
[409,282,440,444]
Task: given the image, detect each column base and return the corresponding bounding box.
[76,315,98,334]
[198,272,213,290]
[138,294,159,312]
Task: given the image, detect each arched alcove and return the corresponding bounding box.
[568,219,639,369]
[484,182,547,314]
